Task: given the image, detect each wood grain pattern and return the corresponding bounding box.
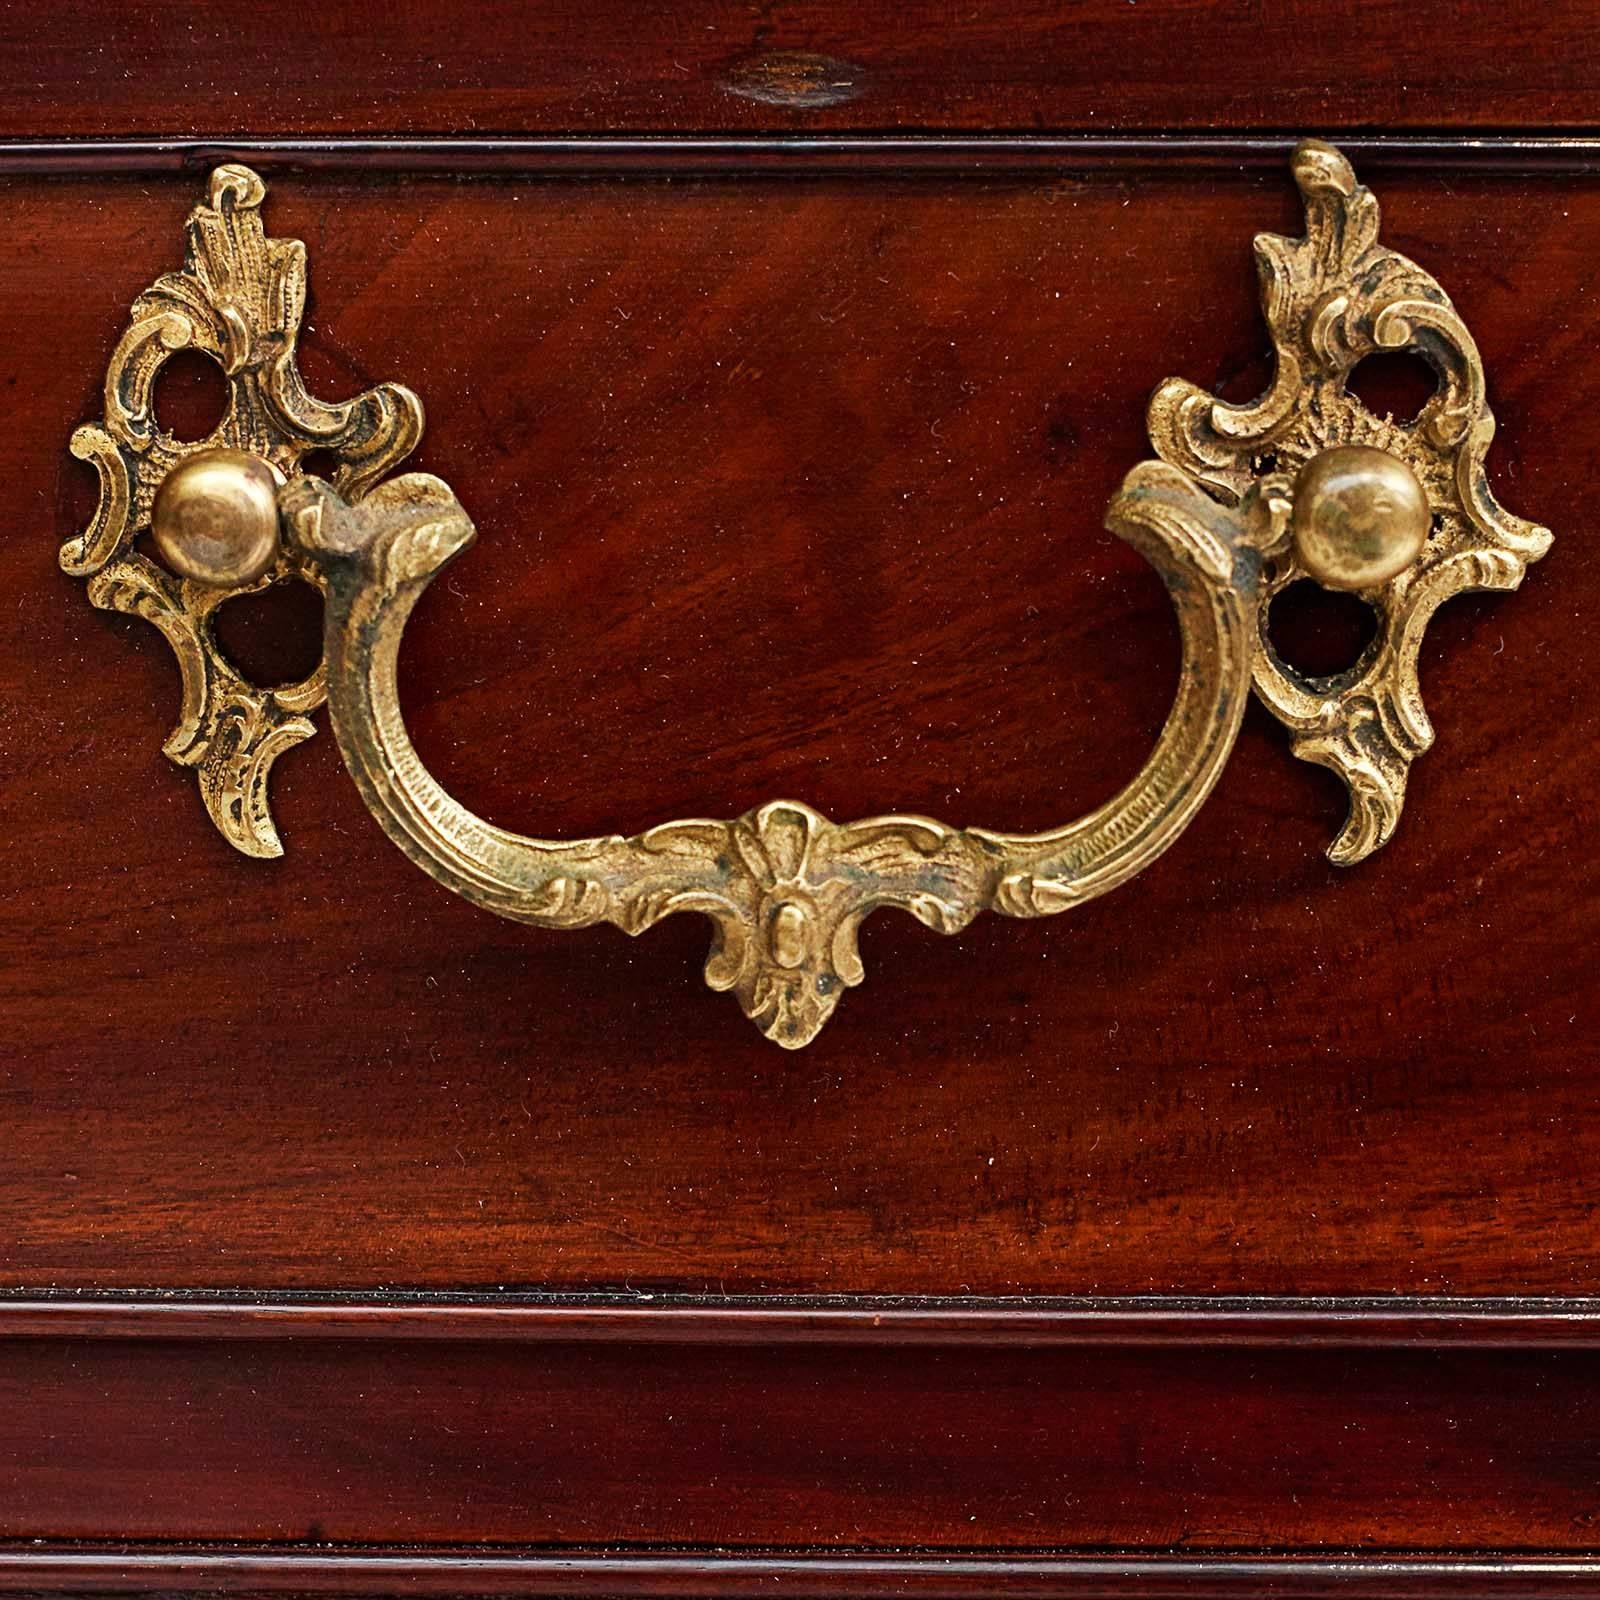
[1,1327,1599,1546]
[1,165,1591,1295]
[8,1,1600,137]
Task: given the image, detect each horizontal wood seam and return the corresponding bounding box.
[3,1548,1600,1597]
[9,134,1600,177]
[5,1295,1600,1345]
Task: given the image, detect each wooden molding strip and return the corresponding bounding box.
[0,1549,1597,1597]
[7,134,1600,177]
[3,1294,1600,1345]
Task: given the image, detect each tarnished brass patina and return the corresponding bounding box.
[62,164,421,857]
[63,142,1547,1046]
[1150,139,1551,863]
[1290,444,1430,591]
[152,447,284,587]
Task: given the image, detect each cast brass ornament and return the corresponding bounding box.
[63,142,1547,1046]
[1149,138,1551,863]
[61,164,422,857]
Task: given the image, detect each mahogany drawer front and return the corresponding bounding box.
[3,166,1589,1297]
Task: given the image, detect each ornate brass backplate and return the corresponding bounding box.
[62,142,1549,1046]
[1149,141,1551,863]
[62,165,422,857]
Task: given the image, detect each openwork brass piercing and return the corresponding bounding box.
[62,164,422,857]
[61,141,1549,1047]
[1149,141,1551,862]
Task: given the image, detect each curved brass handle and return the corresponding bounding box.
[276,459,1263,1046]
[61,141,1549,1047]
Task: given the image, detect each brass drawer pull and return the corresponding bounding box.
[61,141,1549,1047]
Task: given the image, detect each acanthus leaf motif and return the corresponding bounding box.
[62,164,423,857]
[66,144,1542,1045]
[1148,137,1550,863]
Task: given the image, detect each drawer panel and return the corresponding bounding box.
[2,1317,1598,1548]
[0,165,1592,1298]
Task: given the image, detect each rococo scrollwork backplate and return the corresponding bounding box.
[61,141,1549,1046]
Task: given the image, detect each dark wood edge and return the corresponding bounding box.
[2,1549,1600,1597]
[4,1295,1600,1345]
[7,134,1600,176]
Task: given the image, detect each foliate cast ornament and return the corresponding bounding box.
[62,164,422,856]
[1148,139,1550,862]
[64,144,1547,1043]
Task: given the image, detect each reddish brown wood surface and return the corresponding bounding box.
[0,1330,1596,1546]
[6,1,1600,137]
[0,164,1593,1295]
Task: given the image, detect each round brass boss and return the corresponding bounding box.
[151,447,283,587]
[1290,444,1430,591]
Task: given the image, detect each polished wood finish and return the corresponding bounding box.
[7,2,1600,136]
[2,167,1589,1295]
[4,0,1598,1572]
[0,1305,1597,1547]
